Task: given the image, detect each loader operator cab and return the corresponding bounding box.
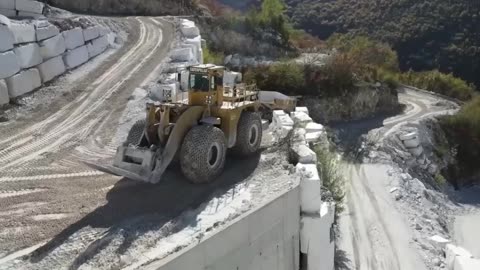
[187,64,225,106]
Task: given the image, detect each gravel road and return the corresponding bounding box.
[0,16,174,259]
[336,88,457,270]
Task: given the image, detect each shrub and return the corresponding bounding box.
[244,62,305,95]
[314,146,346,213]
[203,45,224,65]
[440,96,480,185]
[399,70,475,101]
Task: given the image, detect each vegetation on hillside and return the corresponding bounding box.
[285,0,480,88]
[440,97,480,187]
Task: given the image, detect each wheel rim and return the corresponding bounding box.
[208,142,221,168]
[248,124,259,147]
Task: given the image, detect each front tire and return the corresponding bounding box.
[126,119,146,146]
[232,111,262,156]
[180,125,227,184]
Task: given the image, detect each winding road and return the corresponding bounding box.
[336,87,458,270]
[0,17,174,259]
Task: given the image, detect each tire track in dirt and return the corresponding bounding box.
[0,17,174,259]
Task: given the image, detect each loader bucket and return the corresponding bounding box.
[85,145,157,183]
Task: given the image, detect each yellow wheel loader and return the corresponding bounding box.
[88,64,296,184]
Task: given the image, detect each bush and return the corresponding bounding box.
[314,146,346,213]
[203,45,224,65]
[244,62,305,95]
[440,96,480,186]
[399,70,475,101]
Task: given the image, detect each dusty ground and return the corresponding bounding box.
[0,15,298,270]
[335,88,459,270]
[0,16,174,259]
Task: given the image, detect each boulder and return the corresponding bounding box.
[399,132,418,141]
[62,27,84,50]
[9,22,36,44]
[0,50,20,79]
[0,24,14,52]
[14,43,42,68]
[35,22,59,41]
[0,0,15,9]
[409,145,424,157]
[86,35,108,58]
[0,79,9,105]
[63,45,88,69]
[39,34,66,60]
[15,0,44,14]
[5,68,41,97]
[0,8,16,17]
[83,26,99,41]
[403,137,421,148]
[37,55,65,83]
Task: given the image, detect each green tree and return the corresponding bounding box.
[260,0,286,22]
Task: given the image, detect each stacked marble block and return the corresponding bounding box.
[170,19,203,64]
[0,0,45,19]
[272,107,335,270]
[0,15,110,105]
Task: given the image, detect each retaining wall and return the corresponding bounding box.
[145,184,301,270]
[0,13,112,106]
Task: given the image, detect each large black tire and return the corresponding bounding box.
[232,111,262,156]
[126,119,146,146]
[180,125,227,184]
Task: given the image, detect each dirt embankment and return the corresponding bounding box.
[46,0,196,16]
[302,83,401,124]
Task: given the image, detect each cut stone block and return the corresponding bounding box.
[39,34,66,60]
[403,137,420,148]
[295,107,309,115]
[300,203,335,270]
[14,43,42,68]
[180,19,200,38]
[0,79,8,105]
[428,235,450,250]
[6,68,41,97]
[17,11,45,19]
[170,47,194,62]
[291,111,313,126]
[35,23,59,41]
[399,132,417,141]
[83,26,99,41]
[37,55,65,83]
[0,8,16,17]
[0,50,20,79]
[62,27,84,50]
[0,0,15,10]
[292,144,317,164]
[0,24,14,52]
[15,0,44,14]
[63,45,88,69]
[86,35,108,58]
[454,256,480,270]
[305,122,324,133]
[98,26,109,36]
[9,22,35,44]
[296,163,321,213]
[446,244,474,270]
[277,114,294,127]
[408,145,424,157]
[306,131,324,143]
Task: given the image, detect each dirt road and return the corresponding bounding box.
[0,17,174,258]
[336,88,456,270]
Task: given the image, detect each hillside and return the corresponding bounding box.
[46,0,195,15]
[218,0,480,88]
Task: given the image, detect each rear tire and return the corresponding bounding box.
[126,119,146,146]
[180,125,227,184]
[232,111,262,156]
